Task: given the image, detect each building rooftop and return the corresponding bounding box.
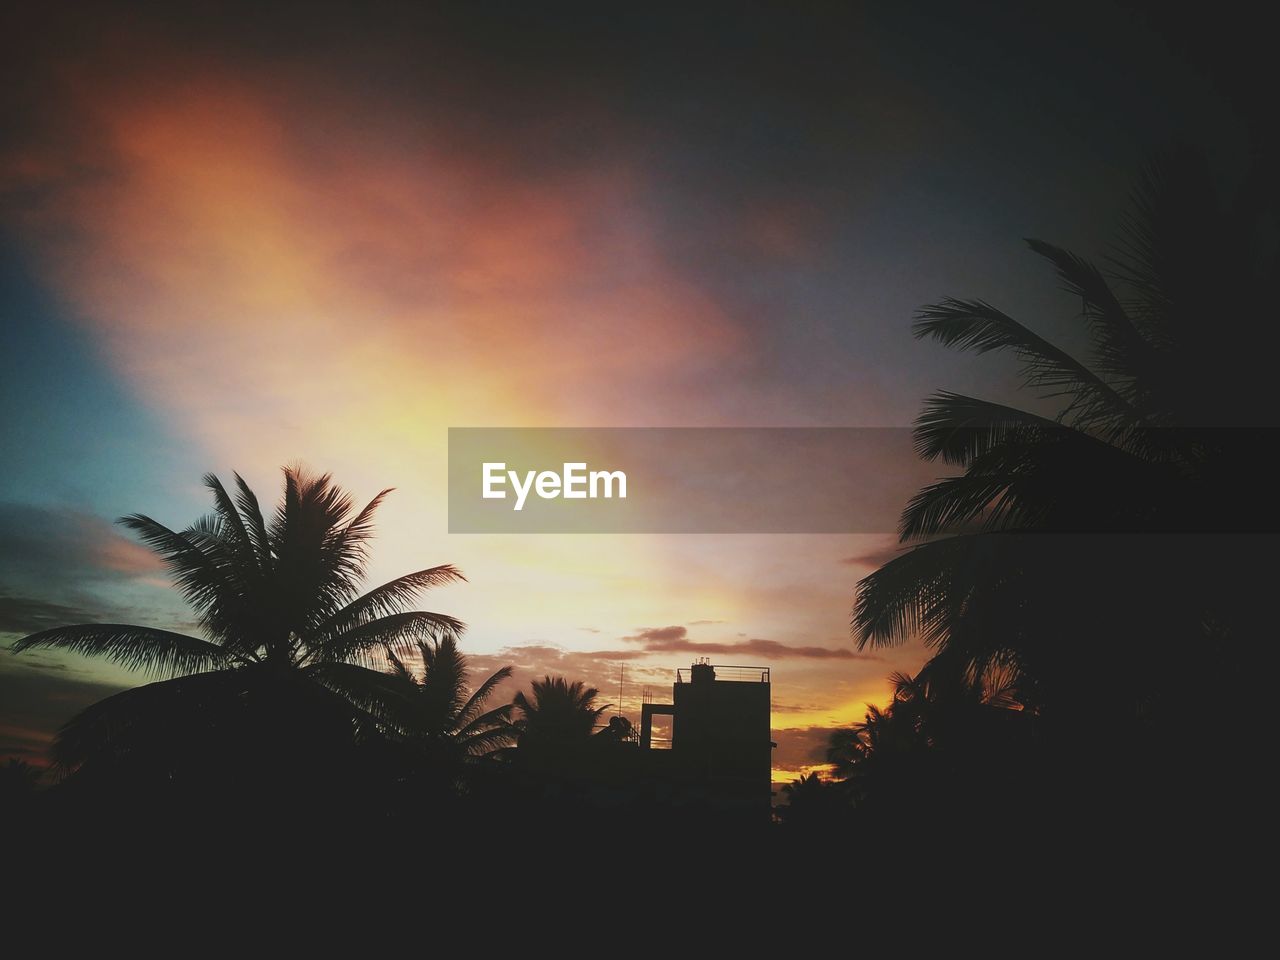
[675,662,770,684]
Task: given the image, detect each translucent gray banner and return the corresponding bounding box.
[448,428,936,533]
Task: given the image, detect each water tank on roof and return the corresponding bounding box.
[690,661,716,684]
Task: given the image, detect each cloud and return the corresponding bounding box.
[622,625,875,660]
[687,619,727,625]
[657,637,873,660]
[0,502,188,639]
[623,625,689,644]
[0,596,111,635]
[771,724,845,775]
[0,502,164,588]
[1,36,748,467]
[772,700,837,714]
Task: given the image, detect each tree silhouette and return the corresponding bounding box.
[774,771,851,828]
[13,467,464,787]
[376,636,515,795]
[852,151,1275,735]
[826,664,1032,816]
[511,676,609,752]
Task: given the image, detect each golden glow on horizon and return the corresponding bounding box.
[772,764,838,784]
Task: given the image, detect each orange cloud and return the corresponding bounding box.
[6,58,745,444]
[621,624,879,660]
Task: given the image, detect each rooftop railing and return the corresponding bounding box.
[675,664,770,684]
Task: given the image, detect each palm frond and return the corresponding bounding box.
[203,472,259,572]
[384,644,415,682]
[457,727,518,757]
[12,624,236,677]
[1025,238,1155,390]
[456,707,517,755]
[317,611,466,666]
[852,534,986,648]
[269,466,366,628]
[328,487,393,563]
[117,514,239,632]
[416,635,470,719]
[899,474,1028,540]
[233,472,272,567]
[915,392,1069,465]
[307,565,466,648]
[456,665,514,728]
[913,298,1134,430]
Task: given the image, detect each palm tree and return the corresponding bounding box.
[780,771,827,802]
[826,685,927,793]
[775,771,851,827]
[511,676,609,753]
[826,666,1030,811]
[851,151,1274,727]
[378,636,515,783]
[13,467,464,784]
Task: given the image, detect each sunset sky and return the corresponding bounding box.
[0,2,1246,779]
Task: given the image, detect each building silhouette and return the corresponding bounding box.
[637,660,773,819]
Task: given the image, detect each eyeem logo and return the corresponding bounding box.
[448,427,936,533]
[482,462,627,511]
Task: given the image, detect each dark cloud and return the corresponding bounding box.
[771,724,845,773]
[0,588,197,641]
[0,502,163,584]
[0,595,109,635]
[654,637,873,661]
[0,502,192,639]
[623,625,874,661]
[623,625,689,644]
[772,701,835,714]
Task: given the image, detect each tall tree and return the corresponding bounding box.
[377,636,515,792]
[13,467,464,786]
[852,151,1276,731]
[826,665,1031,814]
[511,676,609,752]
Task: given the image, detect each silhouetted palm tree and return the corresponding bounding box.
[774,771,853,829]
[13,467,464,781]
[827,666,1031,811]
[512,676,609,750]
[827,679,929,794]
[852,151,1275,726]
[780,771,825,800]
[380,636,515,770]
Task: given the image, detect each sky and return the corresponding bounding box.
[0,1,1255,780]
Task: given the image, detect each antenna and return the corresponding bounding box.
[617,663,625,719]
